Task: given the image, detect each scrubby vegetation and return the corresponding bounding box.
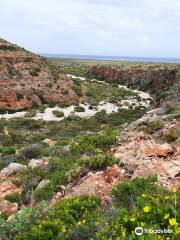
[1,177,179,239]
[1,59,179,239]
[52,110,65,118]
[29,67,41,77]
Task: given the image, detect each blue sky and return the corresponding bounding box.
[0,0,180,57]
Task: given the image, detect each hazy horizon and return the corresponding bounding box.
[1,0,180,58]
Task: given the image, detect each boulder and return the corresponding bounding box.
[28,159,43,168]
[137,142,174,157]
[166,166,180,178]
[0,163,26,177]
[0,200,18,216]
[42,139,57,147]
[36,180,50,189]
[28,158,49,169]
[0,180,22,199]
[20,144,43,159]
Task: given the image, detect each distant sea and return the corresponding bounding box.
[41,54,180,64]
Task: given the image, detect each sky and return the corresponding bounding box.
[0,0,180,58]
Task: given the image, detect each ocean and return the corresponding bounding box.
[41,54,180,64]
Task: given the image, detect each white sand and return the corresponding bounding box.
[0,75,152,121]
[0,111,27,120]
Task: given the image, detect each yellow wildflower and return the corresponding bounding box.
[62,226,66,233]
[164,213,170,220]
[172,188,177,193]
[122,228,126,237]
[130,217,136,222]
[169,218,177,226]
[82,220,86,224]
[143,206,151,213]
[141,194,147,198]
[77,221,82,225]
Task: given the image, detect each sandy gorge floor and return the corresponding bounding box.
[0,75,152,121]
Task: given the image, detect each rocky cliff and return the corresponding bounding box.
[0,38,78,111]
[88,64,180,104]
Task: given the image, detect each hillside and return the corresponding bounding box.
[87,64,180,104]
[0,56,179,239]
[0,39,78,112]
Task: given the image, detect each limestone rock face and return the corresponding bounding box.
[88,65,180,104]
[0,163,26,177]
[137,142,174,157]
[113,117,180,189]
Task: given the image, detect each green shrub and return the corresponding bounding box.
[74,106,85,112]
[20,144,43,159]
[72,85,83,97]
[58,101,72,108]
[0,45,17,51]
[14,196,101,240]
[46,82,53,88]
[165,128,180,142]
[25,109,38,118]
[52,110,65,118]
[113,176,158,209]
[16,92,24,100]
[88,153,117,170]
[0,146,16,154]
[146,120,164,133]
[0,203,46,239]
[61,89,69,95]
[4,192,22,204]
[29,67,41,77]
[70,128,117,154]
[34,184,54,202]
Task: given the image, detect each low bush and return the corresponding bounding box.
[29,67,41,77]
[20,144,43,159]
[34,184,54,202]
[52,110,65,118]
[72,85,83,97]
[14,196,101,240]
[4,192,22,205]
[74,106,85,112]
[164,127,180,142]
[12,177,179,240]
[70,128,117,155]
[0,146,16,155]
[0,203,46,239]
[146,120,164,133]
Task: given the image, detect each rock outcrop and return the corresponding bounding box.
[0,179,22,216]
[0,38,78,111]
[0,163,26,178]
[88,65,180,104]
[112,111,180,189]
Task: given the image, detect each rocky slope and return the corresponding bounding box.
[0,38,78,111]
[88,64,180,104]
[0,107,179,218]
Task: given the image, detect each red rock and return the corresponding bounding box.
[0,38,79,111]
[0,200,18,216]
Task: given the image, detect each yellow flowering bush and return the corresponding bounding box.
[12,177,179,240]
